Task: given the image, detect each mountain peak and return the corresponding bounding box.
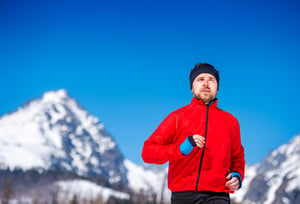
[42,89,69,104]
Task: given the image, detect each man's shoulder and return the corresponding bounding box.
[217,108,239,122]
[171,103,192,115]
[163,104,192,121]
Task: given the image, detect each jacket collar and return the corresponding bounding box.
[191,97,218,108]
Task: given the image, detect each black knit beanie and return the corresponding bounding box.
[189,63,220,90]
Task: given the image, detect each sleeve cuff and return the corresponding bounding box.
[231,171,242,189]
[188,136,197,146]
[180,136,195,155]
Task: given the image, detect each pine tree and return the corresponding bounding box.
[2,177,14,204]
[70,194,78,204]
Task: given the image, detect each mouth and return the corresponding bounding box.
[201,89,210,93]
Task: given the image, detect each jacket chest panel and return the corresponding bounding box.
[177,109,232,148]
[176,111,206,142]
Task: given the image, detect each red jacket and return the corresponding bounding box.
[142,97,245,193]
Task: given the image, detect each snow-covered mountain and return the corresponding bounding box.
[0,89,167,203]
[232,134,300,204]
[0,89,127,185]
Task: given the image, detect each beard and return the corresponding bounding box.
[194,91,215,104]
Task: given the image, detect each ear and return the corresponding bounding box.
[191,87,195,95]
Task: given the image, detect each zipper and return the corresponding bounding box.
[195,99,215,191]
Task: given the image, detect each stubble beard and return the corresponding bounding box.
[194,92,215,105]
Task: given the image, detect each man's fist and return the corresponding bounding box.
[192,134,205,148]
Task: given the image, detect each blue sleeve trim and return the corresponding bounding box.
[180,137,194,155]
[231,171,242,189]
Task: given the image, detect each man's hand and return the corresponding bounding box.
[192,134,205,148]
[225,173,240,191]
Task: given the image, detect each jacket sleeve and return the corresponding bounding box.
[230,118,245,181]
[141,112,185,164]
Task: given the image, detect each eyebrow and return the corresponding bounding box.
[197,76,215,80]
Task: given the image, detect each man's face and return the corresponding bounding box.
[192,73,218,104]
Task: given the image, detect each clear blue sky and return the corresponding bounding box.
[0,0,299,165]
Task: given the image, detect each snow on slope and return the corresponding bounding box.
[53,160,169,203]
[0,90,70,169]
[124,159,170,202]
[56,179,130,202]
[124,159,167,191]
[262,134,300,204]
[230,164,258,203]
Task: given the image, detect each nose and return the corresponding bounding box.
[203,79,209,87]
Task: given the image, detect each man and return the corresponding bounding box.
[142,63,245,204]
